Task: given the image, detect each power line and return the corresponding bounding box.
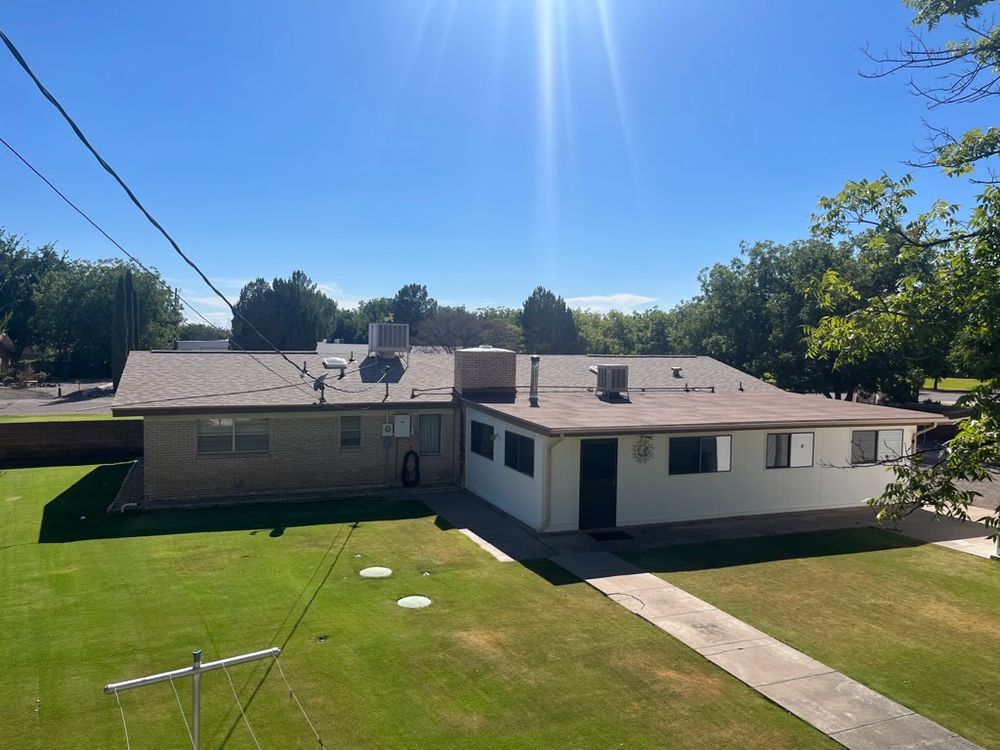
[0,28,322,390]
[0,133,314,399]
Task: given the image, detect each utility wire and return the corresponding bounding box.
[167,675,196,750]
[273,656,325,748]
[0,132,314,399]
[221,661,263,750]
[0,28,322,390]
[112,689,131,750]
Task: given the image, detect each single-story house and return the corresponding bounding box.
[113,325,945,531]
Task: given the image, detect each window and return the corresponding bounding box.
[418,413,441,455]
[197,418,269,454]
[340,415,361,448]
[766,432,814,469]
[669,435,731,474]
[504,431,535,476]
[470,420,494,459]
[851,429,904,464]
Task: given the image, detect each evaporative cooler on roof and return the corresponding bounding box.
[595,364,629,398]
[368,323,410,357]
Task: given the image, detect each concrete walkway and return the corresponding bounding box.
[424,491,998,563]
[552,551,981,750]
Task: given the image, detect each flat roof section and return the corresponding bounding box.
[466,391,947,436]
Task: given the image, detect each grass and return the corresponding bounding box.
[922,377,983,391]
[623,529,1000,749]
[0,464,836,749]
[0,414,137,423]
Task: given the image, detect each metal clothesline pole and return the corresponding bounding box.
[104,646,280,750]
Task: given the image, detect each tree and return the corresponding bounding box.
[31,259,181,375]
[0,229,64,355]
[110,268,138,390]
[666,240,922,399]
[808,0,1000,533]
[416,306,484,349]
[521,287,579,353]
[476,307,524,351]
[178,322,231,341]
[231,271,336,350]
[392,284,438,332]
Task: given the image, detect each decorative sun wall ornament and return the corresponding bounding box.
[632,435,654,464]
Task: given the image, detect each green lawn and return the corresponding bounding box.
[624,529,1000,749]
[922,377,983,391]
[0,465,834,749]
[0,414,137,423]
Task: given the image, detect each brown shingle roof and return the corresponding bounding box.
[112,346,777,416]
[467,391,945,436]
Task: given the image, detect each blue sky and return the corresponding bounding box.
[0,1,983,323]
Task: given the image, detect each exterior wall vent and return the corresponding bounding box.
[368,323,410,357]
[596,364,629,398]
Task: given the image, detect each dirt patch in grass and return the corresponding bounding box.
[452,628,510,660]
[652,666,726,697]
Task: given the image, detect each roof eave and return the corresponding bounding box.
[112,398,458,418]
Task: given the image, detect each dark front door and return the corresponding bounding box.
[579,439,618,530]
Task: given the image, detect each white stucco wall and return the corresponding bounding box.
[463,407,546,529]
[547,425,913,531]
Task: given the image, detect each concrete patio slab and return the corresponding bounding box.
[703,639,834,687]
[647,608,768,650]
[608,586,716,618]
[550,551,643,580]
[758,672,914,735]
[830,713,980,750]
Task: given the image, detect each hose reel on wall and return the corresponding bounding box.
[401,449,420,487]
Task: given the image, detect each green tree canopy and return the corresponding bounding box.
[178,321,231,341]
[392,283,438,332]
[809,0,1000,533]
[31,259,181,375]
[0,229,65,355]
[521,286,579,354]
[231,271,336,350]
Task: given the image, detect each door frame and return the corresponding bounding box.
[578,437,618,530]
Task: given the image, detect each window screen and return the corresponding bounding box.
[766,432,813,468]
[197,418,234,453]
[418,413,441,455]
[877,430,904,461]
[851,429,903,464]
[234,418,269,452]
[669,436,731,474]
[470,420,494,459]
[197,418,269,453]
[504,431,535,476]
[340,415,362,448]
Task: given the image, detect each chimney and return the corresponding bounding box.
[529,355,540,407]
[454,346,517,400]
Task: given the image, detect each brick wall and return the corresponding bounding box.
[143,408,460,501]
[0,419,142,466]
[454,347,516,395]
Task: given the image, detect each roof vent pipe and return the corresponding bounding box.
[671,366,683,378]
[529,355,540,407]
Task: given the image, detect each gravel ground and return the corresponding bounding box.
[0,383,113,416]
